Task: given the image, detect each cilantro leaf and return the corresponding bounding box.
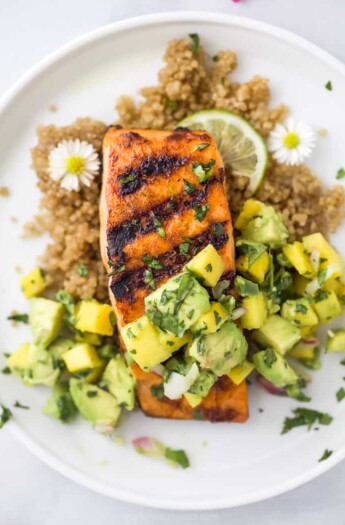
[193,204,209,222]
[7,313,29,324]
[141,254,166,269]
[282,408,333,434]
[336,167,345,180]
[325,81,332,91]
[143,269,156,290]
[191,159,215,183]
[189,33,200,53]
[165,447,190,469]
[0,405,12,429]
[319,449,333,462]
[77,264,88,277]
[183,179,196,194]
[263,349,277,368]
[336,387,345,402]
[150,384,165,399]
[14,401,29,410]
[192,143,210,152]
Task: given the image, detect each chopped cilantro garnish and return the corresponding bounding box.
[205,263,212,273]
[191,159,215,183]
[7,313,29,324]
[295,303,308,314]
[325,81,332,91]
[336,167,345,180]
[143,269,156,290]
[0,405,12,429]
[152,214,165,238]
[214,311,222,325]
[314,290,328,303]
[193,204,209,222]
[212,55,219,62]
[336,387,345,402]
[165,447,190,469]
[179,242,190,256]
[236,239,266,267]
[77,264,88,277]
[192,143,210,152]
[165,98,177,111]
[341,358,345,366]
[119,173,137,185]
[1,367,11,375]
[282,408,333,434]
[142,254,166,269]
[263,349,277,368]
[150,384,165,399]
[108,265,125,276]
[187,309,195,320]
[14,401,29,410]
[183,178,196,194]
[319,449,333,462]
[55,289,75,318]
[318,268,328,286]
[126,328,136,339]
[212,223,225,237]
[86,391,98,398]
[189,33,200,53]
[192,409,203,420]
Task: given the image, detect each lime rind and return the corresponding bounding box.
[179,110,268,193]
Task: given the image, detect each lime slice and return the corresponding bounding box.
[179,110,268,193]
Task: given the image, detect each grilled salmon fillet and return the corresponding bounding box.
[100,127,248,423]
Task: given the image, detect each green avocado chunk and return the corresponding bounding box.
[29,298,64,348]
[145,271,210,337]
[188,321,248,376]
[326,329,345,352]
[43,383,77,422]
[242,205,288,249]
[253,315,301,355]
[69,378,121,429]
[101,355,136,411]
[253,348,298,387]
[24,344,60,387]
[49,338,75,369]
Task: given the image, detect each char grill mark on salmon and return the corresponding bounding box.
[109,224,231,302]
[100,127,248,423]
[106,175,222,265]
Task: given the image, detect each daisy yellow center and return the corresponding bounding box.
[65,156,85,175]
[283,132,300,150]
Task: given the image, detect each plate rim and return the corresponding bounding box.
[2,10,345,510]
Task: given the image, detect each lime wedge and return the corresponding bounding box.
[179,110,268,193]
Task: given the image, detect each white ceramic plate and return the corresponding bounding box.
[1,12,345,511]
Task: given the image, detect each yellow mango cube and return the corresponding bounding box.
[288,344,315,360]
[281,299,318,327]
[158,331,190,352]
[240,292,267,330]
[7,342,30,376]
[234,199,264,230]
[62,343,103,372]
[323,278,341,295]
[236,252,269,284]
[303,233,343,277]
[283,242,315,278]
[312,291,342,323]
[192,302,229,334]
[184,392,203,408]
[75,300,114,336]
[300,325,318,337]
[186,244,225,287]
[20,267,46,299]
[75,332,103,346]
[121,315,172,370]
[228,360,255,385]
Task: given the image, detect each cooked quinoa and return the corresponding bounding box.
[28,38,345,300]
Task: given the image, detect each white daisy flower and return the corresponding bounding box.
[268,118,316,166]
[48,139,100,191]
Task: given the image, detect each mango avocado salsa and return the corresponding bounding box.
[4,198,345,466]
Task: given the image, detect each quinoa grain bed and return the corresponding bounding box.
[28,38,345,300]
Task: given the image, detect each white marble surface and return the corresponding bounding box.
[1,1,345,523]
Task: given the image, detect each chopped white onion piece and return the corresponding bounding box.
[232,307,247,320]
[163,363,199,400]
[305,278,320,296]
